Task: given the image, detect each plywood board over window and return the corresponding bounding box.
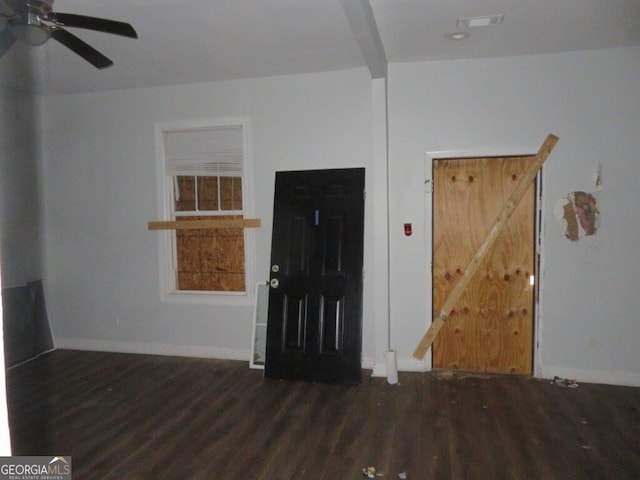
[171,172,245,291]
[176,215,246,292]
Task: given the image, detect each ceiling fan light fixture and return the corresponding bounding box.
[8,11,50,45]
[8,22,50,45]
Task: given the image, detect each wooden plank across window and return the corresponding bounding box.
[148,218,261,230]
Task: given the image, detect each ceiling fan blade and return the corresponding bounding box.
[50,27,113,69]
[0,27,16,57]
[47,12,137,38]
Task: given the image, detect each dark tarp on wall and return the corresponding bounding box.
[2,280,54,367]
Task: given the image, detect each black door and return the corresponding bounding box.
[265,168,365,384]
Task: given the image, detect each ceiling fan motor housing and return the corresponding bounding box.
[26,0,54,11]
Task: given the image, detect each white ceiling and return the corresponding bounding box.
[4,0,640,94]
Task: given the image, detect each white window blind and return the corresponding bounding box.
[163,125,243,177]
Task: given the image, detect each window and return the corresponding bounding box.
[156,120,253,301]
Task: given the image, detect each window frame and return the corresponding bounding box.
[154,117,255,305]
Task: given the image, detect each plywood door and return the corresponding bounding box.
[432,156,536,374]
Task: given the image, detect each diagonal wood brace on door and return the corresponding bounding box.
[413,134,559,360]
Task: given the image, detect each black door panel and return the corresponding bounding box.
[265,168,365,384]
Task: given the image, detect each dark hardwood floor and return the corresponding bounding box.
[6,350,640,479]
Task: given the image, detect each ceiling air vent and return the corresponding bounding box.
[457,14,504,29]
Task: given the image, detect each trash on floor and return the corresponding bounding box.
[362,466,384,478]
[552,376,579,388]
[398,472,408,479]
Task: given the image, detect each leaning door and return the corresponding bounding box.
[432,156,536,374]
[265,168,365,384]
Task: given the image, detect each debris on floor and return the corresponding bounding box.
[361,466,407,478]
[552,376,579,388]
[362,466,384,478]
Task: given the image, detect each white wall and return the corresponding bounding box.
[40,68,380,362]
[387,47,640,385]
[39,47,640,386]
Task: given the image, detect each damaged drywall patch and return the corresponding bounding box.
[555,191,599,241]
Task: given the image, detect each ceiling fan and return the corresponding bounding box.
[0,0,137,69]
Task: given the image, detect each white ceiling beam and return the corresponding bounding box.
[340,0,387,79]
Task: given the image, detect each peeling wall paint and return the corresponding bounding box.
[555,192,599,241]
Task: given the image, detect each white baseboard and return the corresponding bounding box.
[370,362,387,378]
[55,338,250,362]
[370,356,430,378]
[361,356,376,370]
[539,365,640,387]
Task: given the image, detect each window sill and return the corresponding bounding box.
[161,289,253,306]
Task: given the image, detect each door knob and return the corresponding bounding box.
[270,278,280,288]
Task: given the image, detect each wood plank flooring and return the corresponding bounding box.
[6,350,640,479]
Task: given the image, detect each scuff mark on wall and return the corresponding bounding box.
[554,191,599,241]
